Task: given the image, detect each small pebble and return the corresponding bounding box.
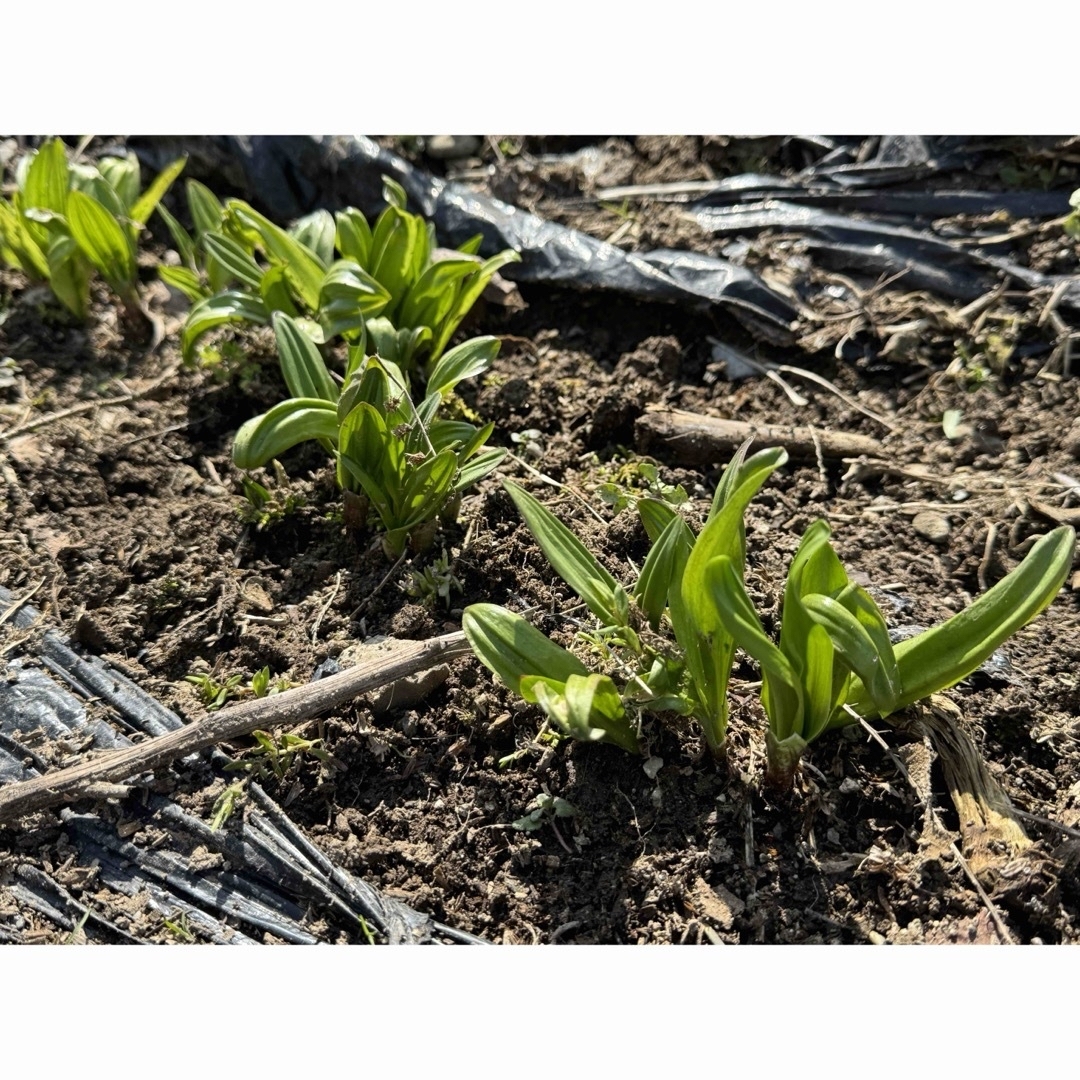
[911,510,951,544]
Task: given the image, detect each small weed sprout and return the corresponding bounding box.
[405,549,463,609]
[163,911,196,942]
[512,792,579,832]
[184,671,244,710]
[209,781,247,831]
[250,666,291,698]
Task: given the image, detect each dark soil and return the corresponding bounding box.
[2,135,1080,944]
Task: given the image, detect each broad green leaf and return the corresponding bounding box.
[98,153,140,211]
[272,312,338,403]
[260,264,299,316]
[0,199,50,279]
[802,593,900,720]
[187,180,225,239]
[382,176,408,210]
[634,512,695,630]
[232,398,339,470]
[707,554,804,742]
[290,209,336,267]
[462,603,588,698]
[182,290,269,363]
[130,156,186,224]
[204,231,265,290]
[66,189,136,293]
[884,525,1076,713]
[23,139,70,250]
[397,256,480,333]
[335,208,373,267]
[230,200,326,310]
[45,234,90,319]
[429,250,521,360]
[158,264,207,303]
[527,672,638,753]
[683,445,788,638]
[425,335,500,398]
[637,497,679,544]
[317,259,391,341]
[398,448,457,528]
[455,447,507,490]
[503,479,624,627]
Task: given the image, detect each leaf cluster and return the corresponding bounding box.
[0,138,185,319]
[232,314,507,557]
[162,176,519,374]
[464,445,1076,786]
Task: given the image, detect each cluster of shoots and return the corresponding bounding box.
[463,443,1076,788]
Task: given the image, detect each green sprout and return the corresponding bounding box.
[184,671,244,710]
[405,549,464,609]
[232,314,507,558]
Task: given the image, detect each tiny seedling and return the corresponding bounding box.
[162,911,196,943]
[250,666,291,698]
[404,549,463,609]
[209,781,247,831]
[184,671,244,710]
[512,791,579,832]
[225,729,337,784]
[597,458,689,515]
[238,474,307,531]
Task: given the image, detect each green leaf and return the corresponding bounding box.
[802,593,900,720]
[229,200,326,310]
[66,189,136,294]
[155,200,197,269]
[98,153,140,211]
[232,398,339,471]
[203,231,265,291]
[462,604,588,698]
[455,447,507,490]
[335,208,373,266]
[428,250,521,360]
[526,673,639,753]
[0,199,49,279]
[129,156,186,225]
[634,511,695,631]
[290,209,336,267]
[707,554,805,743]
[884,525,1076,713]
[45,234,90,319]
[159,264,207,303]
[637,497,679,544]
[683,444,788,637]
[23,140,70,231]
[187,180,225,240]
[317,259,391,341]
[182,291,269,363]
[425,335,500,398]
[503,479,624,627]
[272,312,338,403]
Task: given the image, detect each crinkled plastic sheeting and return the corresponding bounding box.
[130,134,800,340]
[0,586,488,945]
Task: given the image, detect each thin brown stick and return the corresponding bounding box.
[0,632,470,825]
[0,363,180,442]
[635,407,883,465]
